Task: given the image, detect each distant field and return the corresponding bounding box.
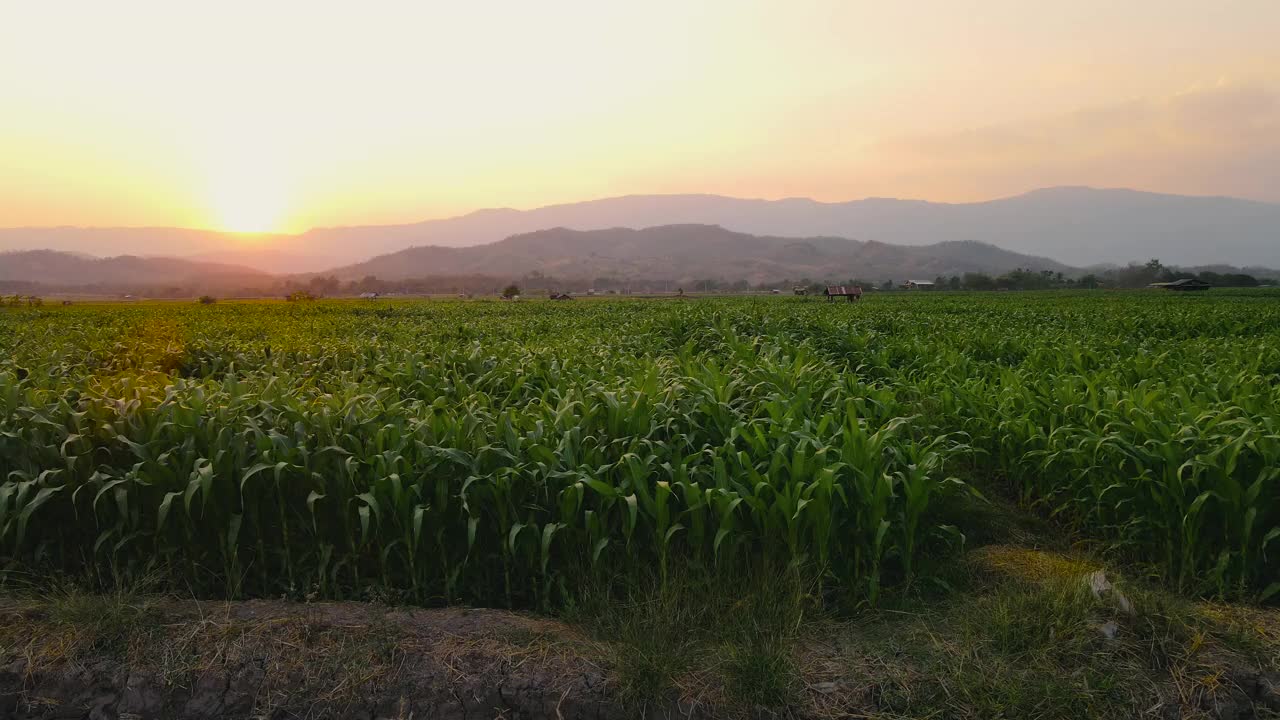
[1,291,1277,606]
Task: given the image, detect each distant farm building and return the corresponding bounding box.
[1149,278,1211,292]
[824,285,863,302]
[359,292,380,299]
[793,286,808,296]
[904,280,936,290]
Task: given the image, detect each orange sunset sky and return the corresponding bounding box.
[2,1,1278,234]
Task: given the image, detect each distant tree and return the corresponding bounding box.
[1205,272,1259,287]
[949,275,962,290]
[502,284,520,299]
[1077,273,1101,289]
[962,272,995,291]
[197,295,217,304]
[1137,258,1169,286]
[307,275,341,297]
[1105,260,1168,288]
[882,279,894,291]
[934,275,947,288]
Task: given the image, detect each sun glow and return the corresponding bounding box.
[211,192,283,234]
[205,163,288,233]
[200,122,292,234]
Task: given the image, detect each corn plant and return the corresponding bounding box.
[2,290,1276,607]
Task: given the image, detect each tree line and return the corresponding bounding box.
[3,259,1273,300]
[780,260,1272,293]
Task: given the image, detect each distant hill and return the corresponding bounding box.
[324,225,1078,285]
[2,188,1278,271]
[0,250,271,294]
[299,187,1280,269]
[7,228,1273,297]
[0,228,311,274]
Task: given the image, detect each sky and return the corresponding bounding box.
[2,1,1278,233]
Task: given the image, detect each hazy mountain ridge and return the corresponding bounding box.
[0,228,298,272]
[294,188,1280,268]
[2,188,1278,272]
[301,187,1280,268]
[323,225,1079,285]
[0,228,1078,292]
[0,249,270,293]
[5,223,1276,295]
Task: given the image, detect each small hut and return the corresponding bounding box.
[824,285,863,302]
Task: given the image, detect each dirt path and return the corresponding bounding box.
[1,599,646,720]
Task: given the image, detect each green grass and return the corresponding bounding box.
[559,561,807,714]
[820,546,1279,719]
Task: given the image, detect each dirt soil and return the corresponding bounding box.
[0,599,650,720]
[2,557,1277,720]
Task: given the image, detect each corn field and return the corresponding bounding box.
[1,292,1277,605]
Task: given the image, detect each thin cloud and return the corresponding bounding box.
[862,82,1280,202]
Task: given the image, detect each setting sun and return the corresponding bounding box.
[210,189,285,234]
[205,157,289,234]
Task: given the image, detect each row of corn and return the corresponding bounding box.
[1,291,1276,604]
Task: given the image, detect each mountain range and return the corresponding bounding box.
[304,187,1280,270]
[0,226,1082,293]
[2,187,1278,275]
[326,225,1076,286]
